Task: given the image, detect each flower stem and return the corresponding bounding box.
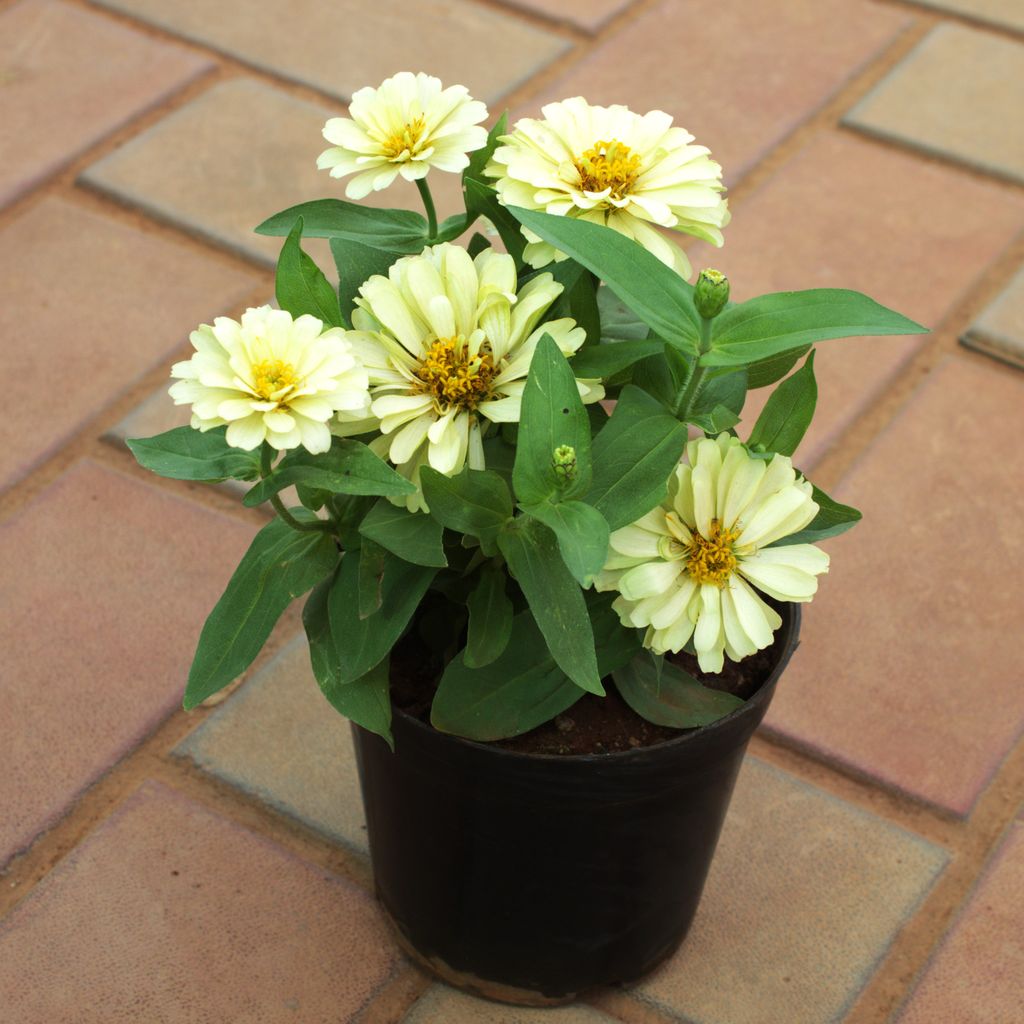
[675,316,714,420]
[416,177,438,240]
[260,445,333,534]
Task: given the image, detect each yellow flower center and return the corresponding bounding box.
[415,338,497,411]
[685,519,740,587]
[251,358,299,401]
[575,139,642,200]
[382,116,426,160]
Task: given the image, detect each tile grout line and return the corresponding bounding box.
[878,0,1024,43]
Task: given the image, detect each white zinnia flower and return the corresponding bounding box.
[340,242,604,510]
[317,72,489,200]
[486,97,730,277]
[169,305,371,454]
[595,434,829,673]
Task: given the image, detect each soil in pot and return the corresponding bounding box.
[389,602,787,756]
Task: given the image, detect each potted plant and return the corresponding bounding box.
[129,73,926,1005]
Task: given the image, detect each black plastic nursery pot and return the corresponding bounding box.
[351,604,801,1005]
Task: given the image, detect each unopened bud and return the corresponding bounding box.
[552,445,577,484]
[694,268,730,320]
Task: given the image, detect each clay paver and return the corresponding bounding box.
[0,0,211,208]
[91,0,567,105]
[765,357,1024,815]
[908,0,1024,32]
[177,636,368,853]
[635,758,946,1024]
[501,0,634,33]
[82,77,471,269]
[962,265,1024,370]
[526,0,909,184]
[846,24,1024,185]
[406,986,618,1023]
[0,461,255,866]
[686,131,1024,468]
[0,781,400,1022]
[0,196,260,492]
[897,821,1024,1023]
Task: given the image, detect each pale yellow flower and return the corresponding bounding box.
[317,72,489,199]
[339,242,604,510]
[486,97,729,277]
[595,434,828,673]
[169,306,370,453]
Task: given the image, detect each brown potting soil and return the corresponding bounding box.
[390,618,786,757]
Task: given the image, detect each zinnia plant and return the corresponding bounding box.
[129,75,926,747]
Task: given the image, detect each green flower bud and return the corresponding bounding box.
[552,445,577,484]
[694,268,730,320]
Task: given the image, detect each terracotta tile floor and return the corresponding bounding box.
[2,1,1022,1021]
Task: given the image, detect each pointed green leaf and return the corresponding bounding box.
[748,351,817,456]
[357,539,386,619]
[184,515,338,709]
[463,178,526,265]
[746,345,810,389]
[420,467,512,553]
[275,218,342,327]
[304,576,393,748]
[464,111,507,186]
[597,285,651,341]
[704,288,928,367]
[327,549,436,685]
[507,206,700,352]
[571,339,665,380]
[127,426,261,482]
[244,439,414,506]
[497,517,602,695]
[359,499,447,567]
[614,655,743,728]
[587,386,690,530]
[521,499,610,587]
[464,563,514,668]
[256,199,429,253]
[513,333,593,505]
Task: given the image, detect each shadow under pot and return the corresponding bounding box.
[351,603,801,1006]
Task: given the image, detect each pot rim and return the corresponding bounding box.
[390,602,801,766]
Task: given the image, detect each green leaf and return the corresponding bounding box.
[464,563,514,668]
[513,333,593,506]
[433,212,475,243]
[255,199,429,254]
[464,111,507,187]
[463,178,526,265]
[690,404,741,434]
[275,217,342,327]
[244,439,414,507]
[614,655,743,728]
[748,351,817,456]
[304,575,393,748]
[507,207,700,352]
[330,236,400,328]
[571,338,665,380]
[467,231,491,258]
[746,345,810,389]
[588,590,643,677]
[771,485,861,546]
[184,516,338,709]
[587,386,690,530]
[431,609,581,741]
[692,367,747,420]
[420,467,512,554]
[704,288,928,367]
[327,550,436,684]
[497,517,602,695]
[357,538,386,619]
[359,500,447,567]
[127,426,261,482]
[597,285,651,341]
[521,499,610,587]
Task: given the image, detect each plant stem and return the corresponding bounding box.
[675,316,714,419]
[260,445,333,534]
[416,178,438,240]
